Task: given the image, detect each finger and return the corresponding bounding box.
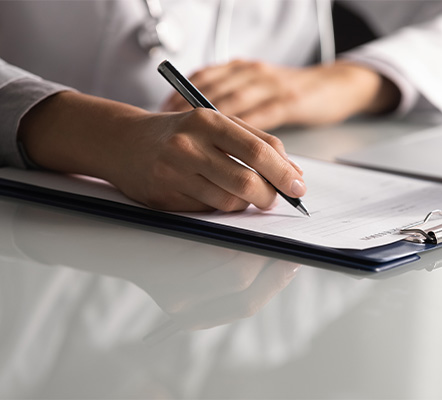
[212,79,278,117]
[158,110,280,209]
[141,189,215,212]
[195,72,257,109]
[179,174,251,212]
[210,116,306,199]
[238,98,289,131]
[163,60,249,111]
[190,59,248,88]
[231,117,286,155]
[232,117,304,176]
[288,158,304,176]
[143,111,272,211]
[197,148,278,210]
[143,176,249,212]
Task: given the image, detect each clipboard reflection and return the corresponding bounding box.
[5,199,442,399]
[7,201,300,334]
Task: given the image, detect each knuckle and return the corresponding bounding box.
[276,164,294,187]
[266,135,284,150]
[235,170,259,197]
[249,140,270,164]
[167,132,195,154]
[189,107,217,125]
[218,194,245,212]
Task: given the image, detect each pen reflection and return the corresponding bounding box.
[5,199,301,332]
[5,198,442,399]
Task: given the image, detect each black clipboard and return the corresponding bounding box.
[0,174,441,273]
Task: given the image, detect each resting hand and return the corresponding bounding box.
[162,59,400,131]
[18,92,305,212]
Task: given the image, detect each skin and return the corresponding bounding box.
[162,59,401,131]
[17,91,305,212]
[17,60,400,213]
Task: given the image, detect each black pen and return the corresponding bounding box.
[158,60,310,217]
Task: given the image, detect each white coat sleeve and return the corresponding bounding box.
[0,58,74,168]
[339,1,442,117]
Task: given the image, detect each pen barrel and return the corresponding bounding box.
[157,59,309,216]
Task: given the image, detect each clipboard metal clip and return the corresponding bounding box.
[401,210,442,244]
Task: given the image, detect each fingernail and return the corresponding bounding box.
[291,179,306,197]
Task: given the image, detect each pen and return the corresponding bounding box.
[158,60,310,217]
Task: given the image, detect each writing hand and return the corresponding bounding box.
[18,92,305,212]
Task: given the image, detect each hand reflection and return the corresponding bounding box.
[11,203,300,332]
[145,256,299,330]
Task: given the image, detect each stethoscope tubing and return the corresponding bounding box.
[139,0,335,64]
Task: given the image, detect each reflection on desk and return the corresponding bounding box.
[0,198,374,398]
[5,198,303,331]
[2,118,442,399]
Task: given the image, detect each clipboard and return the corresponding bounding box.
[0,173,441,273]
[400,210,442,244]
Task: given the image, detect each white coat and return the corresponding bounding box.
[1,0,442,167]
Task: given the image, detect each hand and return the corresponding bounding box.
[18,91,305,212]
[162,59,401,131]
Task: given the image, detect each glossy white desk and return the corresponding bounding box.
[1,118,442,399]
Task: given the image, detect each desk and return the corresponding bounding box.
[1,118,442,399]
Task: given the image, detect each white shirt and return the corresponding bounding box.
[1,0,442,168]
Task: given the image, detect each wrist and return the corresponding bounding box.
[334,61,401,115]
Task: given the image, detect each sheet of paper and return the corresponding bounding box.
[179,157,442,250]
[1,156,442,250]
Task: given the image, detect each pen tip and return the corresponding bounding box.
[298,202,311,217]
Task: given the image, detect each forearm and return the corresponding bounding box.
[342,9,442,116]
[0,58,73,168]
[17,91,149,184]
[282,60,402,126]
